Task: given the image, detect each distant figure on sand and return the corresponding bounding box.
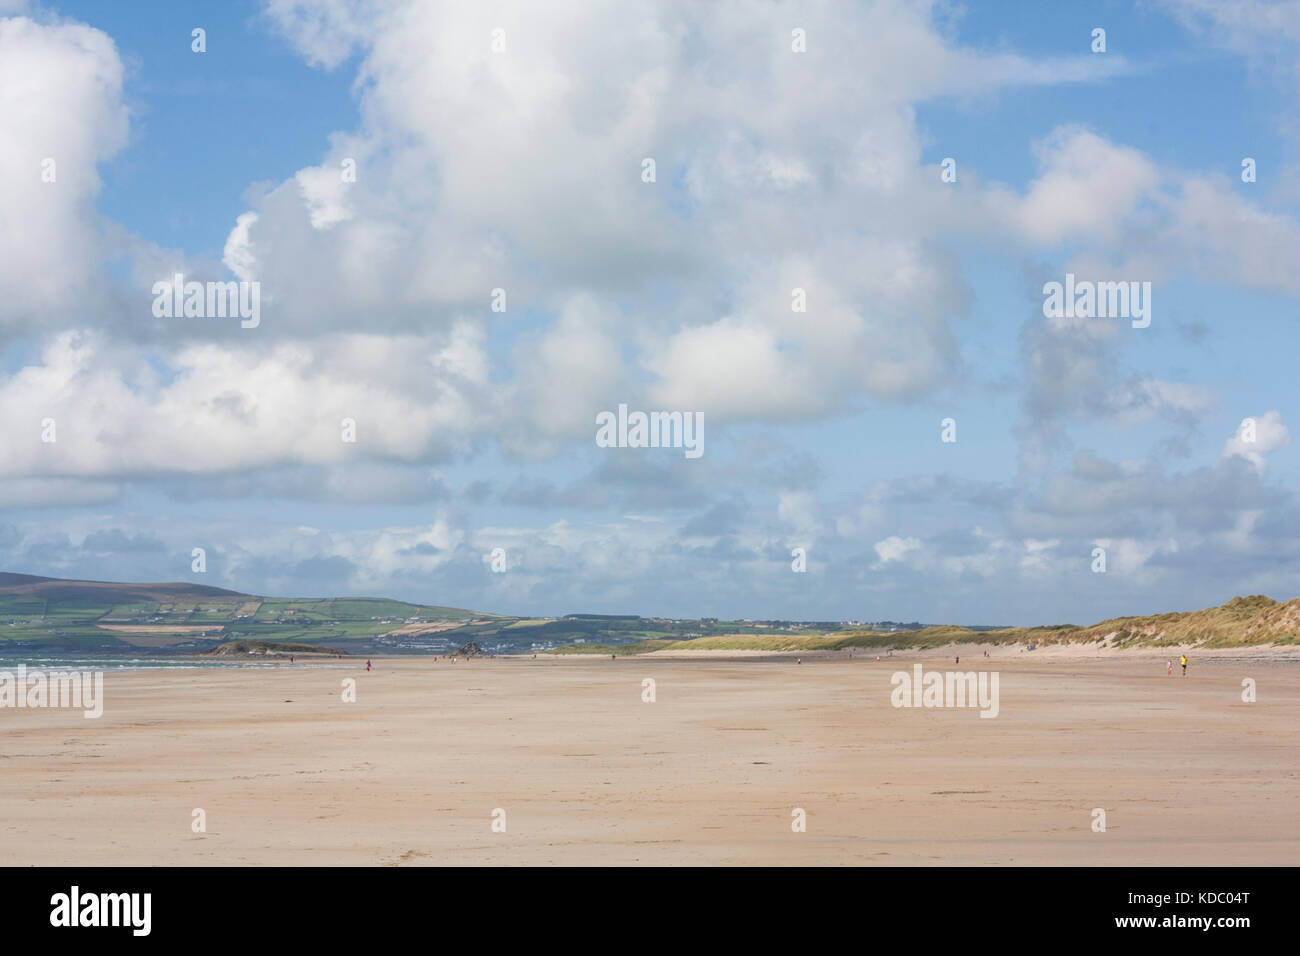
[1180,654,1187,676]
[290,656,294,664]
[366,660,372,672]
[796,658,802,665]
[955,656,959,665]
[1167,659,1172,676]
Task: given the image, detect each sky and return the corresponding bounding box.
[0,0,1297,625]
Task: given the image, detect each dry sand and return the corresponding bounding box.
[1,651,1296,865]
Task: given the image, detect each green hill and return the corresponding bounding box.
[0,573,492,654]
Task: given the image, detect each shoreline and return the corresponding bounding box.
[5,639,1299,668]
[538,640,1300,662]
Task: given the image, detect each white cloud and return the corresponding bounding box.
[1162,0,1300,67]
[873,535,922,566]
[2,0,1295,490]
[1003,126,1161,246]
[220,0,1118,427]
[0,15,127,334]
[223,212,261,281]
[295,160,355,230]
[777,490,820,544]
[1221,410,1289,472]
[1092,537,1179,575]
[0,327,492,481]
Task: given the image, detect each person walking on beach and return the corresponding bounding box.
[1166,659,1172,676]
[366,659,372,672]
[1180,654,1187,677]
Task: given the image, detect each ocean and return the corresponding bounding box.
[0,655,354,671]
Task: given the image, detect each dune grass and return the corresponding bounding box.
[546,596,1300,655]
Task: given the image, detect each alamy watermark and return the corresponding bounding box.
[1042,272,1150,328]
[50,886,150,936]
[890,665,999,718]
[152,273,260,328]
[0,665,103,718]
[596,404,703,459]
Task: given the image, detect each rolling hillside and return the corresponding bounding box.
[0,573,493,654]
[0,573,838,654]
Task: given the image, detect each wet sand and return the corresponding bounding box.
[1,653,1296,865]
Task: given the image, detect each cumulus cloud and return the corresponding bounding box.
[873,535,922,566]
[990,125,1300,297]
[6,2,1291,476]
[3,429,1297,623]
[0,327,492,483]
[1221,410,1289,471]
[0,15,128,336]
[1002,126,1161,246]
[210,0,1124,436]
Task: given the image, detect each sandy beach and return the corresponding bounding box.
[2,652,1296,865]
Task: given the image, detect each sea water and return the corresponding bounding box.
[0,655,352,671]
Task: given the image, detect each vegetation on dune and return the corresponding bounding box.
[207,640,349,657]
[547,597,1300,654]
[1061,595,1298,648]
[551,631,977,653]
[551,639,679,655]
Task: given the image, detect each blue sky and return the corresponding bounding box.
[1,0,1297,625]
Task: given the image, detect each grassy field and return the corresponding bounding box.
[0,573,487,653]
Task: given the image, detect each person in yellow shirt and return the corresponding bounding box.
[1180,654,1187,676]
